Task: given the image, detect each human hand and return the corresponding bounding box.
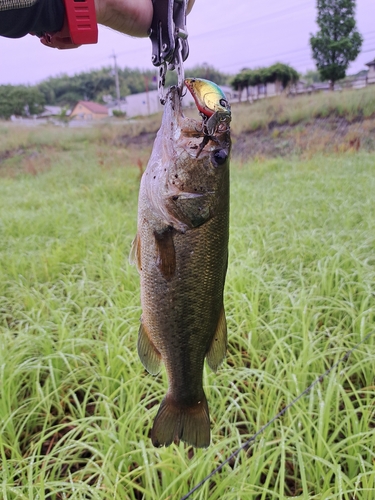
[95,0,196,38]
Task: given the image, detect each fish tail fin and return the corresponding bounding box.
[151,394,210,448]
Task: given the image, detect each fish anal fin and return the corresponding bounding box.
[151,393,210,448]
[129,233,142,272]
[137,321,161,375]
[154,227,176,281]
[206,305,227,372]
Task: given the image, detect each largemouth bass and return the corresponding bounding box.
[131,83,231,448]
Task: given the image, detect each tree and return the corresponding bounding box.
[304,69,323,84]
[0,85,45,119]
[267,63,299,92]
[230,64,299,100]
[310,0,363,90]
[252,68,268,97]
[38,67,159,107]
[231,68,268,99]
[230,70,251,102]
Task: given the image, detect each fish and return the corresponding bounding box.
[131,82,231,448]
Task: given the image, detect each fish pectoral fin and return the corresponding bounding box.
[154,227,176,281]
[129,233,142,272]
[166,191,215,229]
[137,321,162,375]
[206,305,227,372]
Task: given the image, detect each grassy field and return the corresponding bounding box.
[0,123,375,499]
[230,85,375,133]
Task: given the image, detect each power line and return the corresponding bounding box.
[220,48,312,70]
[114,45,149,59]
[88,29,375,74]
[192,1,313,40]
[219,41,375,72]
[18,7,375,81]
[195,28,375,72]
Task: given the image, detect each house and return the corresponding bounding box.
[70,101,108,121]
[233,81,303,102]
[37,105,63,118]
[365,58,375,85]
[287,80,311,95]
[348,71,367,90]
[108,90,164,117]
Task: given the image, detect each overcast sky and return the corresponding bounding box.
[1,0,374,86]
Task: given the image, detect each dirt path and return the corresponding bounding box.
[232,117,375,161]
[117,116,375,162]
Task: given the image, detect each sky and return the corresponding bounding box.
[1,0,374,86]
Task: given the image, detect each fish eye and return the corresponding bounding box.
[219,98,228,108]
[213,149,228,166]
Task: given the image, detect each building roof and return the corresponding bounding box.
[75,101,108,114]
[365,59,375,67]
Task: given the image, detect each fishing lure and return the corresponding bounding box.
[185,77,231,135]
[185,78,231,156]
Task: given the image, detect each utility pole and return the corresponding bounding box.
[110,52,121,106]
[144,74,150,115]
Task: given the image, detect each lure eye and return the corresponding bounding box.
[219,98,228,108]
[213,149,228,166]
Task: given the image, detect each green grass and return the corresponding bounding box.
[1,128,375,499]
[231,85,375,133]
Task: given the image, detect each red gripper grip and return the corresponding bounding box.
[65,0,98,45]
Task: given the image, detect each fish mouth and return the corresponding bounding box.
[159,86,198,149]
[160,85,231,159]
[165,86,183,112]
[161,86,184,127]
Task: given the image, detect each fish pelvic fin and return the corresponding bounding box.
[206,305,227,372]
[151,394,210,448]
[137,321,162,375]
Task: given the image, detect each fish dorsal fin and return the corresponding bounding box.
[206,305,227,372]
[154,227,176,281]
[137,321,162,375]
[129,233,142,272]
